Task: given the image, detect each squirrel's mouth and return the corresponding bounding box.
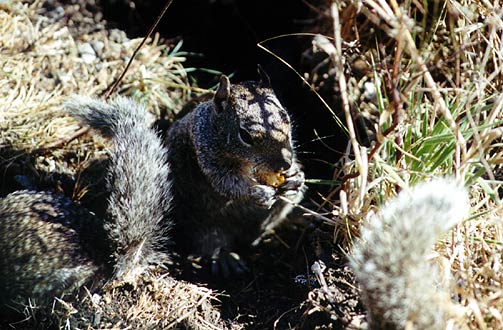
[243,162,287,188]
[259,171,286,188]
[251,170,286,188]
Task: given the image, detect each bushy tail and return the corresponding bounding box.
[350,178,469,330]
[65,96,172,282]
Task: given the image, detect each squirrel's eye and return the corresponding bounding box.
[238,127,253,146]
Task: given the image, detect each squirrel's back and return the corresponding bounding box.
[0,190,108,318]
[350,178,469,330]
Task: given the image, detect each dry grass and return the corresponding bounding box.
[304,0,503,328]
[0,1,230,329]
[62,269,236,330]
[0,0,197,196]
[0,0,192,154]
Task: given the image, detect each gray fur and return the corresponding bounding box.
[350,178,469,330]
[0,190,108,315]
[167,77,305,267]
[65,96,172,280]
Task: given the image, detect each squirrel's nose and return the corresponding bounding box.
[273,157,292,172]
[273,147,292,172]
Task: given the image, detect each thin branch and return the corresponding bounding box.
[104,0,175,99]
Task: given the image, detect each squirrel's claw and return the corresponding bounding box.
[280,169,305,192]
[277,164,305,200]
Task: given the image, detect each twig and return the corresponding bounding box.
[278,196,338,225]
[331,3,368,209]
[104,0,175,99]
[330,3,362,169]
[390,24,404,164]
[33,126,89,153]
[311,260,336,304]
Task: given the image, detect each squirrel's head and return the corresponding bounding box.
[209,71,294,181]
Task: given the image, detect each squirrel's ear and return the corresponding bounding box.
[214,75,230,113]
[257,65,271,88]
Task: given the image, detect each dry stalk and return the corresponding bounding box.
[331,3,368,211]
[104,0,176,99]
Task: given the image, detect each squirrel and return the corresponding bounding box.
[0,190,110,320]
[0,96,172,323]
[0,71,305,321]
[349,178,469,330]
[166,71,306,275]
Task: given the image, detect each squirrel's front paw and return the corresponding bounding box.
[250,184,277,209]
[278,165,305,201]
